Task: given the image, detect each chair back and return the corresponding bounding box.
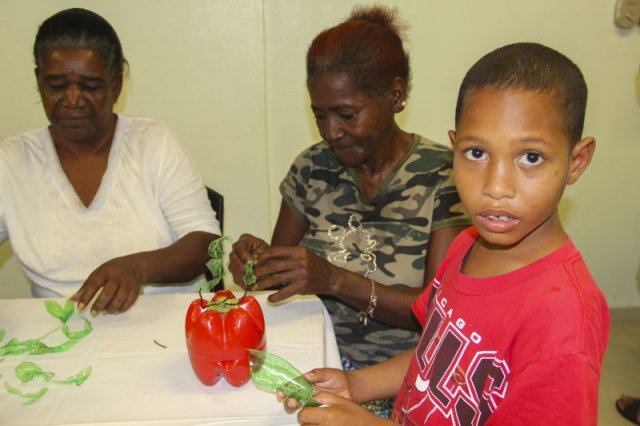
[205,186,225,291]
[206,186,224,233]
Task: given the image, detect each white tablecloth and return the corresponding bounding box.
[0,293,340,425]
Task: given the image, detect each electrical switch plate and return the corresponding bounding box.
[614,0,640,28]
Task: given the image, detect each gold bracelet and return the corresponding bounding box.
[358,278,378,328]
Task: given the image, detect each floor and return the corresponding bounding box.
[599,320,640,425]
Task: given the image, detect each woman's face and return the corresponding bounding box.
[308,72,397,168]
[36,48,122,145]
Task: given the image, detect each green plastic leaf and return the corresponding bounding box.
[248,349,319,407]
[62,317,93,340]
[205,236,232,289]
[4,381,48,404]
[0,336,80,356]
[15,361,54,383]
[54,365,92,386]
[44,299,75,323]
[0,338,44,356]
[0,329,5,343]
[30,340,77,355]
[243,260,257,288]
[205,257,224,285]
[205,296,240,313]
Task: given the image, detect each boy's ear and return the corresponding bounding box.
[567,136,596,185]
[448,130,456,148]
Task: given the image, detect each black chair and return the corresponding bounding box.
[205,186,225,290]
[206,186,224,233]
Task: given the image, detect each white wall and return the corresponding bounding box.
[1,1,639,308]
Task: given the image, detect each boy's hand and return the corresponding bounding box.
[297,392,391,425]
[305,368,351,399]
[278,368,351,413]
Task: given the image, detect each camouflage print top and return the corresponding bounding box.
[279,134,469,366]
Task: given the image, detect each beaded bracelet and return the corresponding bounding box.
[358,278,378,328]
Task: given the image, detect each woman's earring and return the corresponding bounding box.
[401,100,407,107]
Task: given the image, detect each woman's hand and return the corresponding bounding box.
[229,233,270,288]
[70,231,214,315]
[253,246,341,303]
[71,255,144,315]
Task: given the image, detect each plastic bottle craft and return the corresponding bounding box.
[248,349,320,407]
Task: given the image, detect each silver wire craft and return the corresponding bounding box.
[327,214,378,277]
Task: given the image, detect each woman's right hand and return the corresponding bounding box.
[229,233,270,288]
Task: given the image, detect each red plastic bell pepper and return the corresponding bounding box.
[185,290,266,387]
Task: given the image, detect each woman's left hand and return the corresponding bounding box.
[252,246,340,303]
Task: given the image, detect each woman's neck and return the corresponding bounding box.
[51,115,118,160]
[356,126,413,180]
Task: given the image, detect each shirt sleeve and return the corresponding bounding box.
[412,283,435,327]
[279,148,313,225]
[485,354,600,426]
[152,123,220,238]
[431,160,470,231]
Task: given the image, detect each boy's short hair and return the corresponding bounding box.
[454,42,587,143]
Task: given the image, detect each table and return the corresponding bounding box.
[0,293,341,425]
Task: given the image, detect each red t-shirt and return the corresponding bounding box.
[393,227,609,425]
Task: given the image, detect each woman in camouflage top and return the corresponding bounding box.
[230,5,468,368]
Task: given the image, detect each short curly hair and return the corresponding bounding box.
[306,5,411,97]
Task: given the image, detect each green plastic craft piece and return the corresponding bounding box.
[0,337,78,356]
[54,365,92,386]
[244,260,257,288]
[0,338,45,356]
[15,361,54,383]
[0,302,92,358]
[205,236,232,290]
[205,295,240,313]
[4,381,48,404]
[44,299,75,323]
[30,340,77,355]
[248,349,319,407]
[62,317,93,340]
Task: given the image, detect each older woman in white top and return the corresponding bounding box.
[0,8,219,315]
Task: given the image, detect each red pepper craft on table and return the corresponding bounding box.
[185,290,266,387]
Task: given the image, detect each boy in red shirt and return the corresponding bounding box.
[285,42,610,425]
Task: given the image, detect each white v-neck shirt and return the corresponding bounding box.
[0,116,220,297]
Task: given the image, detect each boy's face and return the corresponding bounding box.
[449,87,595,252]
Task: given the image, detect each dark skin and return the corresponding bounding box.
[36,48,215,315]
[229,71,465,330]
[616,395,640,423]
